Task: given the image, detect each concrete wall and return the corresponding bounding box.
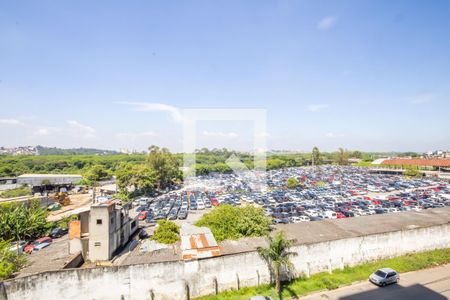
[3,223,450,300]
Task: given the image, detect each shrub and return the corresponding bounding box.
[151,220,180,244]
[0,185,31,199]
[287,177,299,189]
[195,205,271,241]
[0,240,26,280]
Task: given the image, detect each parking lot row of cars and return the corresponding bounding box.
[135,191,220,224]
[134,166,450,225]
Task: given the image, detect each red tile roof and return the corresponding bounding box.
[382,159,450,167]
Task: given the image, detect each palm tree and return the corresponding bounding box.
[257,231,297,299]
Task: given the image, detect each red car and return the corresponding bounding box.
[336,212,346,219]
[138,211,148,220]
[210,198,219,206]
[24,237,52,254]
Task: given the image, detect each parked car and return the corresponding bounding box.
[178,209,188,220]
[138,211,148,220]
[9,240,29,254]
[50,227,68,238]
[369,268,399,286]
[24,237,52,254]
[47,203,62,211]
[138,229,149,239]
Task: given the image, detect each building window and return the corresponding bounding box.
[111,217,114,224]
[96,219,102,225]
[94,242,101,246]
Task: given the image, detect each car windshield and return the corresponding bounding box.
[375,270,387,277]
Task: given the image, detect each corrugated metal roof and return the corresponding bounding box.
[180,224,221,260]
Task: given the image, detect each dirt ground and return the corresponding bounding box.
[47,193,92,222]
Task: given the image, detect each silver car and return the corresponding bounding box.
[369,268,399,286]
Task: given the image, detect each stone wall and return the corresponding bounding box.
[3,222,450,300]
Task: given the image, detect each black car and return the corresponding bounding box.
[375,208,387,214]
[50,227,68,238]
[138,229,149,239]
[342,211,355,217]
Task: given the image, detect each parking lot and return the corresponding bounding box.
[16,235,75,277]
[131,166,450,228]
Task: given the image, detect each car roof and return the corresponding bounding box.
[35,237,50,243]
[379,268,396,273]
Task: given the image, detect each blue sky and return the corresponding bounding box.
[1,0,449,152]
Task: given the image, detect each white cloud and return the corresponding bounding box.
[202,131,238,138]
[120,102,183,123]
[0,119,24,126]
[307,104,329,112]
[317,16,338,30]
[67,120,96,138]
[409,93,438,104]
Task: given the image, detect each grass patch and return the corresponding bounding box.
[0,185,31,198]
[195,248,450,300]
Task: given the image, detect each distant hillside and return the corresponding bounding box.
[36,146,118,155]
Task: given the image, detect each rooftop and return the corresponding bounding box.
[381,158,450,167]
[280,206,450,245]
[17,174,82,178]
[119,207,450,266]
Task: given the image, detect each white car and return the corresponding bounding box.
[299,215,310,222]
[197,201,205,210]
[291,216,301,223]
[323,210,337,219]
[411,206,422,212]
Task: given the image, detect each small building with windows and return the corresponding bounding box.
[69,201,138,262]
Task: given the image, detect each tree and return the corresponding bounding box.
[286,178,299,189]
[404,166,421,178]
[84,165,110,184]
[115,164,157,199]
[147,145,182,189]
[335,148,349,165]
[351,150,362,159]
[312,146,322,166]
[195,205,271,242]
[151,220,180,244]
[257,231,297,300]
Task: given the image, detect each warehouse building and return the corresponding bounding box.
[16,174,82,188]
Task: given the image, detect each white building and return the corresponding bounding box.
[17,174,82,187]
[69,201,138,262]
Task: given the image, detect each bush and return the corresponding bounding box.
[0,240,26,280]
[0,200,48,241]
[286,177,299,189]
[404,166,421,178]
[0,185,31,199]
[195,205,272,242]
[151,220,180,244]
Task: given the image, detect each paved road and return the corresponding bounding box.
[301,264,450,300]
